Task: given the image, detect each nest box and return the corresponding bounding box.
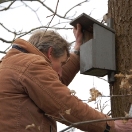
[70,13,116,77]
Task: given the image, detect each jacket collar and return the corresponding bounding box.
[13,38,51,63]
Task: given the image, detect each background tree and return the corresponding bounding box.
[108,0,132,117]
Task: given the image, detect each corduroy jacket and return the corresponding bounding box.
[0,39,115,132]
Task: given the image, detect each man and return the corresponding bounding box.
[0,23,131,132]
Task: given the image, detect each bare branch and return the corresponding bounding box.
[88,8,95,16]
[4,44,12,52]
[70,41,75,45]
[0,3,24,10]
[45,0,59,32]
[96,76,108,82]
[22,1,43,25]
[0,0,8,4]
[0,24,72,44]
[0,50,6,54]
[37,0,65,18]
[107,110,111,116]
[43,0,89,20]
[0,0,16,11]
[0,38,13,43]
[102,94,132,97]
[0,23,16,35]
[64,0,88,18]
[37,0,73,20]
[51,21,70,27]
[67,12,79,19]
[18,26,72,38]
[60,117,132,132]
[79,94,132,102]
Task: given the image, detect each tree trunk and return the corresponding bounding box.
[108,0,132,117]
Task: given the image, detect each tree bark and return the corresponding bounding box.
[108,0,132,117]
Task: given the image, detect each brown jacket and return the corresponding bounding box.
[0,39,115,132]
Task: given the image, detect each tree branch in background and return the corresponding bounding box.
[0,23,18,35]
[22,1,43,25]
[38,0,89,20]
[102,94,132,98]
[64,0,89,18]
[51,21,70,27]
[4,44,12,52]
[38,0,66,19]
[59,116,132,132]
[0,0,13,4]
[96,76,108,82]
[45,0,59,32]
[0,50,6,54]
[17,26,72,38]
[0,38,13,44]
[0,0,15,11]
[0,0,89,53]
[88,8,95,16]
[0,23,72,45]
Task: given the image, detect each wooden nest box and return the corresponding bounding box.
[70,13,116,77]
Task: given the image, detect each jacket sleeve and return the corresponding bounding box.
[21,56,115,132]
[61,53,80,86]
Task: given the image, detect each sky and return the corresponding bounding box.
[0,0,109,131]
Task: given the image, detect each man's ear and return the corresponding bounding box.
[47,47,53,59]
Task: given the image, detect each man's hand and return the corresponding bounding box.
[73,23,83,51]
[114,119,132,132]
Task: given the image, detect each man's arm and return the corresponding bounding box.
[60,24,83,85]
[21,56,115,132]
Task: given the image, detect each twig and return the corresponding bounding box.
[79,94,132,102]
[0,3,24,9]
[107,110,111,116]
[22,1,42,25]
[4,44,12,52]
[0,23,16,34]
[0,0,13,4]
[51,21,70,27]
[0,51,6,54]
[59,116,132,132]
[96,76,108,82]
[70,41,75,45]
[0,23,25,36]
[102,94,132,97]
[38,0,66,19]
[18,26,72,38]
[88,8,95,16]
[44,0,59,32]
[0,0,16,11]
[66,11,77,19]
[0,26,72,44]
[0,38,13,43]
[64,0,88,18]
[38,0,86,20]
